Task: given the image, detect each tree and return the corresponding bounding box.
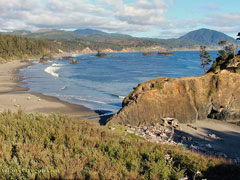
[225,42,235,54]
[237,32,240,55]
[237,32,240,41]
[200,45,212,73]
[225,41,237,63]
[218,40,227,50]
[217,40,227,59]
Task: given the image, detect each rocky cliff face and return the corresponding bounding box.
[110,70,240,125]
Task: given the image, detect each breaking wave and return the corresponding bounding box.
[44,63,62,78]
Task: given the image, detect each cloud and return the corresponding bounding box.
[0,0,170,33]
[205,3,218,10]
[158,29,187,39]
[202,13,240,27]
[111,0,170,26]
[0,0,238,38]
[167,12,240,38]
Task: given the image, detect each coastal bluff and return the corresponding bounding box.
[110,70,240,125]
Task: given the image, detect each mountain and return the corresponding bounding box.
[1,28,237,50]
[73,28,107,35]
[73,28,132,38]
[178,28,236,45]
[5,28,133,40]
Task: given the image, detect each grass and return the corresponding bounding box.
[0,110,239,179]
[153,82,164,91]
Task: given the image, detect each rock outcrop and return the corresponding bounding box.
[158,51,173,56]
[70,58,78,64]
[39,54,54,64]
[143,52,153,56]
[96,51,107,57]
[110,70,240,125]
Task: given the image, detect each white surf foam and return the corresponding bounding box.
[44,64,61,78]
[118,96,125,99]
[74,97,108,105]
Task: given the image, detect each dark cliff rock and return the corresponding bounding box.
[143,52,153,56]
[60,56,75,60]
[39,54,54,64]
[96,51,107,57]
[158,51,173,56]
[110,70,240,125]
[70,58,78,64]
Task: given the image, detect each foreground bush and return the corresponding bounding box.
[0,111,239,179]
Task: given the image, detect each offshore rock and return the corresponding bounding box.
[158,51,173,56]
[143,52,153,56]
[96,50,107,57]
[110,70,240,125]
[39,54,54,64]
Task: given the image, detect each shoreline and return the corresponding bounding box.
[0,60,100,122]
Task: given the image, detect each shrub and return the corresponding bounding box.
[0,111,238,179]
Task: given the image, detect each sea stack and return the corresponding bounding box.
[96,50,107,57]
[143,52,153,56]
[157,51,173,56]
[70,58,78,64]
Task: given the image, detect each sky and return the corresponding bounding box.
[0,0,239,38]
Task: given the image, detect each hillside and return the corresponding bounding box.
[0,111,239,179]
[0,34,53,63]
[179,28,236,45]
[1,28,237,56]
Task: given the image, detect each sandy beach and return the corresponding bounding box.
[0,60,98,119]
[178,119,240,159]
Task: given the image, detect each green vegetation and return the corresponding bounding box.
[1,111,239,179]
[208,38,240,73]
[154,39,200,49]
[0,34,51,62]
[2,28,236,54]
[153,82,164,91]
[199,45,212,72]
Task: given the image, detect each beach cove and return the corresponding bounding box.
[0,60,98,120]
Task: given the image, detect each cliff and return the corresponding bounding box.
[110,70,240,125]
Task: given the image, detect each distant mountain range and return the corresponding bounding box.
[1,28,237,50]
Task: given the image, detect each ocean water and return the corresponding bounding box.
[20,51,218,114]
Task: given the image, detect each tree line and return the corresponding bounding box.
[0,34,51,62]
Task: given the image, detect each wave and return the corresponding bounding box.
[110,94,125,99]
[44,64,62,78]
[74,97,107,105]
[61,86,67,90]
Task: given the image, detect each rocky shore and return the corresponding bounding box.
[124,118,240,164]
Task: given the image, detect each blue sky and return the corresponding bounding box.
[0,0,239,38]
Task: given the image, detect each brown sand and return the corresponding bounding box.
[178,119,240,158]
[0,61,98,119]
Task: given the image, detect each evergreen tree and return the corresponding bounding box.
[218,40,227,50]
[200,45,212,73]
[237,32,240,41]
[237,32,240,55]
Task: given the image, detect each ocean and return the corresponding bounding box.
[20,51,218,115]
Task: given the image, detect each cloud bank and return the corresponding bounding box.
[0,0,239,38]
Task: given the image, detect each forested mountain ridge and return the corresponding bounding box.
[4,28,236,50]
[178,28,236,45]
[0,28,237,62]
